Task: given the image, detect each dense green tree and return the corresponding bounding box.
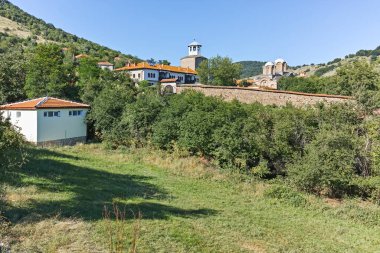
[197,56,242,86]
[24,43,76,99]
[0,49,26,103]
[289,129,359,197]
[77,57,100,83]
[88,81,136,143]
[335,61,380,113]
[119,90,165,146]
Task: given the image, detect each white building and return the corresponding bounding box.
[115,62,198,85]
[98,61,114,71]
[0,97,90,146]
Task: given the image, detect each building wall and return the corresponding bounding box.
[181,56,207,70]
[128,70,145,82]
[181,57,196,70]
[37,108,88,143]
[100,65,114,71]
[176,85,352,107]
[0,110,38,142]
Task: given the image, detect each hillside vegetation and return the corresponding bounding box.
[236,60,266,78]
[0,0,140,63]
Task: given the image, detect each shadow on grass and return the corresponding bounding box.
[3,148,216,222]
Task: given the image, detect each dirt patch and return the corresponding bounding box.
[241,241,267,253]
[323,198,343,208]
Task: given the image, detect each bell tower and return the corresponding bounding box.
[188,40,202,56]
[180,40,207,70]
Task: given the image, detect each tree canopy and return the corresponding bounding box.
[197,56,242,86]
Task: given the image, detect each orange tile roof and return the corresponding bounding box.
[160,78,178,83]
[115,62,197,75]
[98,61,114,66]
[75,54,88,59]
[0,97,90,110]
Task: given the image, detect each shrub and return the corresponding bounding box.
[351,177,380,204]
[289,129,359,197]
[263,184,307,207]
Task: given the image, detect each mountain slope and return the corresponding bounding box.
[0,0,140,62]
[236,60,266,78]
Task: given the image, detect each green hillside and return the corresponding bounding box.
[236,60,266,78]
[292,46,380,77]
[0,0,140,63]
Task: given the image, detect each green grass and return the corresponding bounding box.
[2,144,380,252]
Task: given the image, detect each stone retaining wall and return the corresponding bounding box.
[36,136,86,147]
[176,85,353,107]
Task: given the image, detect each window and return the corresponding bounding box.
[16,112,21,118]
[133,74,135,78]
[138,73,141,78]
[69,110,83,117]
[44,111,60,117]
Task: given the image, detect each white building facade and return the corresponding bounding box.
[115,62,196,85]
[0,97,90,146]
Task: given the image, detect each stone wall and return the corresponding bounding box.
[36,136,86,147]
[176,85,353,107]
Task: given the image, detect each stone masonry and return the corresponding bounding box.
[176,85,353,107]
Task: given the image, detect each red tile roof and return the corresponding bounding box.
[115,62,197,75]
[160,78,178,83]
[98,61,114,66]
[0,97,90,110]
[75,54,88,59]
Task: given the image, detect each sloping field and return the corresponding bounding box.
[2,144,380,252]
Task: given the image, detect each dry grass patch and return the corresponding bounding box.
[10,217,104,252]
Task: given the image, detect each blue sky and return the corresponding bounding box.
[9,0,380,66]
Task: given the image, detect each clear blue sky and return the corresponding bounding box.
[9,0,380,66]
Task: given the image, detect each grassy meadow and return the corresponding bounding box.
[1,144,380,252]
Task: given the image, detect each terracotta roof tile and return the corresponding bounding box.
[115,62,197,75]
[160,78,178,83]
[75,54,88,59]
[98,61,114,66]
[0,97,90,110]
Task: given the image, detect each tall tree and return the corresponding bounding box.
[197,56,242,86]
[0,49,26,103]
[336,61,380,113]
[24,43,76,99]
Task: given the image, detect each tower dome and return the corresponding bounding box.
[265,61,274,66]
[189,41,201,47]
[274,58,285,64]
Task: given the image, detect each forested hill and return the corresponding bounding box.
[236,60,266,78]
[0,0,140,63]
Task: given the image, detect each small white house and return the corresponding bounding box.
[0,97,90,146]
[97,61,114,71]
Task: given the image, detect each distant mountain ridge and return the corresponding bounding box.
[235,60,266,78]
[238,46,380,79]
[0,0,140,63]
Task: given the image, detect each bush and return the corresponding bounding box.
[0,114,28,172]
[263,184,307,207]
[351,177,380,204]
[289,129,359,197]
